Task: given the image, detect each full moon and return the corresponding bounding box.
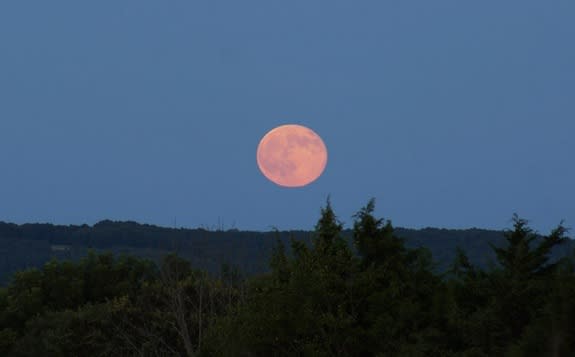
[257,124,328,188]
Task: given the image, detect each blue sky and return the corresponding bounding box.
[0,1,573,233]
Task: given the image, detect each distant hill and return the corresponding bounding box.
[1,220,573,285]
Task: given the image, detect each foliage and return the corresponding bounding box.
[0,203,574,356]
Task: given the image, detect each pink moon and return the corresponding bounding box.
[256,124,328,188]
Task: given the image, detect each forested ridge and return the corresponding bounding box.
[0,200,574,356]
[1,215,572,285]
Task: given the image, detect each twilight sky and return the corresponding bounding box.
[0,1,573,232]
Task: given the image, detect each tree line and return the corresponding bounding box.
[0,199,574,356]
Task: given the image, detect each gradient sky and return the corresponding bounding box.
[1,1,573,233]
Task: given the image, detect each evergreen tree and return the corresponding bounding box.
[353,198,404,268]
[448,215,570,355]
[491,214,567,280]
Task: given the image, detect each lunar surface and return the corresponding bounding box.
[256,124,328,187]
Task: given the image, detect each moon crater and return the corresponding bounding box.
[257,124,328,188]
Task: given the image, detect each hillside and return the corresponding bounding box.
[1,220,573,284]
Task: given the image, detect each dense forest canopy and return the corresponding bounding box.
[0,201,574,355]
[1,215,573,286]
